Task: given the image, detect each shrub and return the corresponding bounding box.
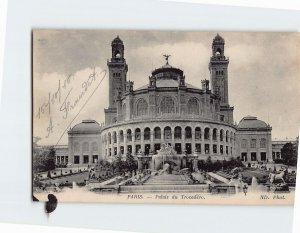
[197,157,244,172]
[274,158,284,164]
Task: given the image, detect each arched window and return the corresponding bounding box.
[187,98,199,115]
[213,128,217,140]
[108,133,111,144]
[119,130,124,142]
[226,130,229,142]
[195,127,201,140]
[144,127,150,140]
[185,126,192,139]
[154,127,161,139]
[200,98,204,116]
[74,142,80,153]
[241,139,247,148]
[164,126,172,139]
[251,139,256,148]
[160,96,175,114]
[127,129,132,142]
[113,131,117,143]
[136,99,148,116]
[174,126,182,139]
[82,142,89,153]
[220,130,224,141]
[114,50,121,58]
[204,128,210,140]
[91,142,98,153]
[135,128,141,140]
[230,132,233,143]
[260,138,266,148]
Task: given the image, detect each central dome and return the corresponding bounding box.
[151,63,184,81]
[135,58,199,90]
[152,61,183,81]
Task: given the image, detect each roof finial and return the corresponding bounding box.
[163,54,171,65]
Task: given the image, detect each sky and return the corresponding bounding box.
[33,30,300,145]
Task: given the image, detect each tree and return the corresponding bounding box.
[197,160,206,171]
[33,146,56,173]
[206,156,213,171]
[113,153,123,172]
[126,153,137,171]
[281,142,298,166]
[225,157,244,169]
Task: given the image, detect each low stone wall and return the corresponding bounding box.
[119,184,211,193]
[36,166,89,180]
[197,154,231,161]
[210,185,236,194]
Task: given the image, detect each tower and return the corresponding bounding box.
[209,34,229,106]
[107,36,128,108]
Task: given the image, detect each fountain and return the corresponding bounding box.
[250,176,259,192]
[72,181,79,190]
[151,143,186,171]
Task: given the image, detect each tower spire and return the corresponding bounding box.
[209,33,229,106]
[107,36,128,108]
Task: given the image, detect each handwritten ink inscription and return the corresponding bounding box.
[34,67,106,143]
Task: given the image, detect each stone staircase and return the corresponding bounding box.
[143,174,189,185]
[119,174,212,193]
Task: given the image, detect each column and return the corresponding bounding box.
[116,132,120,155]
[171,129,175,148]
[217,131,220,156]
[141,132,144,153]
[201,128,204,155]
[132,133,136,155]
[124,130,127,155]
[182,130,186,152]
[209,129,213,156]
[89,143,92,166]
[150,131,154,152]
[191,131,195,154]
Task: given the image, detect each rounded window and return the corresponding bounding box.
[160,96,175,114]
[136,99,148,116]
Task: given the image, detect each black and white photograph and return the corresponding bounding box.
[32,30,299,204]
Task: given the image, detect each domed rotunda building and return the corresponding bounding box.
[67,35,273,168]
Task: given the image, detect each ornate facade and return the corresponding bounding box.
[67,34,273,166]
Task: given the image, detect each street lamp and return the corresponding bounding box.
[243,184,248,196]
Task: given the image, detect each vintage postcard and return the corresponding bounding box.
[32,30,299,205]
